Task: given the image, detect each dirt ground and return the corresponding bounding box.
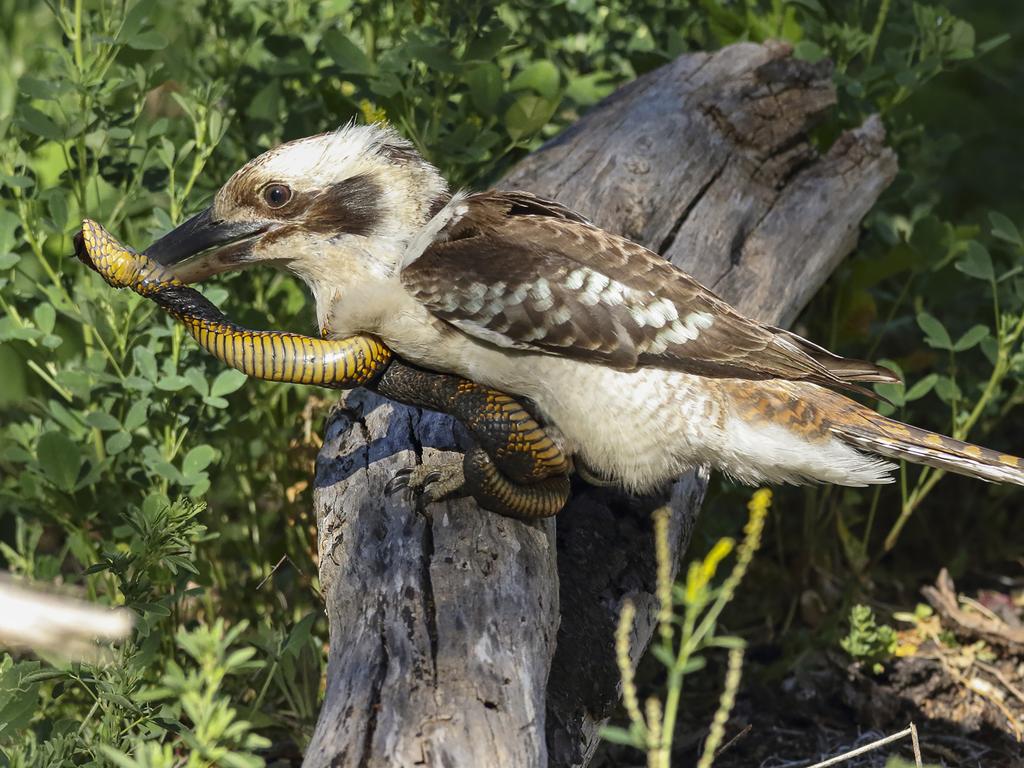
[595,569,1024,767]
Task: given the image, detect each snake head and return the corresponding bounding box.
[72,228,98,272]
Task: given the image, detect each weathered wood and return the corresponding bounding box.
[305,40,897,768]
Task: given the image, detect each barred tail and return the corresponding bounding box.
[831,411,1024,487]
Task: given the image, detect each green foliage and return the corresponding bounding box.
[841,604,898,674]
[602,490,770,767]
[689,0,1023,711]
[100,620,270,768]
[0,0,753,760]
[1,0,1021,762]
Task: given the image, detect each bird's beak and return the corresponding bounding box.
[144,207,276,283]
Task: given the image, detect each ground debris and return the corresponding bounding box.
[922,568,1024,650]
[678,570,1024,768]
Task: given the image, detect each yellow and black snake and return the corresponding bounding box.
[75,219,570,519]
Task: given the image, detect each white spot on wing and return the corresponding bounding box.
[505,284,530,306]
[647,310,714,354]
[583,272,610,300]
[529,279,552,300]
[550,306,573,325]
[564,269,587,290]
[598,281,627,307]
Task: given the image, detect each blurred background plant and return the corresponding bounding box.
[0,0,1021,764]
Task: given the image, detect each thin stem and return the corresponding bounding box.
[73,0,84,72]
[866,0,891,65]
[884,310,1024,551]
[27,360,74,402]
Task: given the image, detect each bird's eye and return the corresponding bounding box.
[262,183,292,209]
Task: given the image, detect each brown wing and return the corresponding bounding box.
[401,191,897,390]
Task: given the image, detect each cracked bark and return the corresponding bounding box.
[305,40,897,768]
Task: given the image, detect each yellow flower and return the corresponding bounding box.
[359,99,387,124]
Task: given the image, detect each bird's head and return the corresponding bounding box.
[146,123,448,294]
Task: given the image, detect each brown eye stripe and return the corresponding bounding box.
[304,173,384,236]
[222,168,384,236]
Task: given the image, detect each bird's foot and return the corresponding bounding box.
[385,460,466,508]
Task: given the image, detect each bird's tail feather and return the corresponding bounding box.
[830,410,1024,487]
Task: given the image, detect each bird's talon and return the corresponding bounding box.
[387,461,467,507]
[384,468,413,496]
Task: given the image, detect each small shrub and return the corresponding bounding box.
[841,604,898,674]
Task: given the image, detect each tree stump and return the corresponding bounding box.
[304,40,897,768]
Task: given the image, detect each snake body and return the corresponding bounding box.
[75,219,570,518]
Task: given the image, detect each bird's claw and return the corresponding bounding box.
[384,467,413,496]
[385,461,466,509]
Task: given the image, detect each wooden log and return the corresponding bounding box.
[304,40,897,768]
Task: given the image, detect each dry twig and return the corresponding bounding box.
[922,569,1024,649]
[802,724,923,768]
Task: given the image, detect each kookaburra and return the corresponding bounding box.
[142,122,1024,508]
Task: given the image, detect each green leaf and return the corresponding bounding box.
[16,105,63,141]
[874,381,904,408]
[210,369,247,397]
[465,63,503,115]
[98,746,138,768]
[405,39,459,72]
[650,644,675,667]
[133,346,158,381]
[904,373,938,402]
[19,75,70,100]
[917,312,953,350]
[953,324,989,352]
[793,40,826,63]
[127,30,167,50]
[123,399,149,431]
[977,33,1011,56]
[464,25,510,61]
[510,61,560,99]
[118,1,151,41]
[505,94,557,141]
[955,241,995,282]
[989,211,1022,248]
[45,188,69,231]
[185,367,209,397]
[155,374,189,391]
[707,635,746,649]
[0,659,42,739]
[598,725,644,748]
[33,303,56,334]
[85,411,121,431]
[106,431,132,455]
[0,174,33,190]
[183,445,216,477]
[565,72,615,106]
[36,432,81,492]
[678,655,707,675]
[153,460,184,484]
[322,30,373,75]
[283,613,317,655]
